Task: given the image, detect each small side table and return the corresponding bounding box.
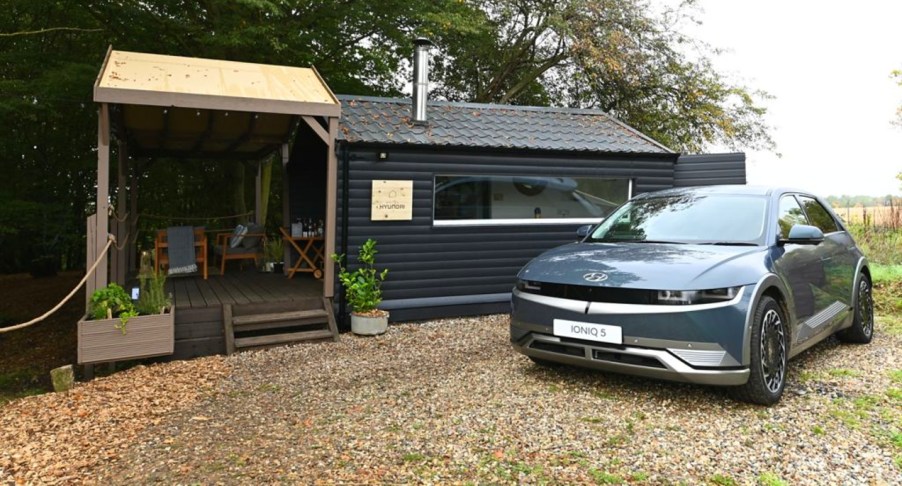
[279,227,325,279]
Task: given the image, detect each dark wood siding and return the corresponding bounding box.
[674,153,746,187]
[336,144,677,320]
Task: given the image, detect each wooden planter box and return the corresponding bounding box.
[77,308,175,364]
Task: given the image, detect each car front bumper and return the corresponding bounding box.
[510,287,753,386]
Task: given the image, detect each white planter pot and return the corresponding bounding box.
[351,311,389,336]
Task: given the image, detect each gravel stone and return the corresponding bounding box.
[2,314,900,484]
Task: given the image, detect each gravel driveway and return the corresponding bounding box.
[3,314,901,484]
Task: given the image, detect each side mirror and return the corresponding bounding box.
[576,225,592,238]
[779,224,824,245]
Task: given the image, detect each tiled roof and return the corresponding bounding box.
[336,95,672,154]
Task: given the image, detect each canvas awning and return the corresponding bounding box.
[94,49,340,159]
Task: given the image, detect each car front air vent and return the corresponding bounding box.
[539,283,656,304]
[592,350,666,369]
[530,341,584,357]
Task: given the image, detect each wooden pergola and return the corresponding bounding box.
[90,48,341,303]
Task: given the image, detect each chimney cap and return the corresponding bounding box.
[414,37,434,47]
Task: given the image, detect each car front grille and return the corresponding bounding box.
[529,282,656,304]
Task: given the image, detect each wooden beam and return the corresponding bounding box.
[302,115,329,144]
[188,110,216,155]
[224,113,258,153]
[93,103,111,301]
[255,160,263,226]
[112,141,128,284]
[324,117,338,299]
[280,144,291,275]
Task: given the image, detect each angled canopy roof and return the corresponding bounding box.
[94,49,339,159]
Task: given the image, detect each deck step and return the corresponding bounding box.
[232,309,329,326]
[234,329,334,348]
[223,298,339,354]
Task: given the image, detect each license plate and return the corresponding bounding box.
[553,319,622,345]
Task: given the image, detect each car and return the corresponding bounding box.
[510,185,873,405]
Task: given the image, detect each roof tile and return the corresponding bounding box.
[337,96,672,154]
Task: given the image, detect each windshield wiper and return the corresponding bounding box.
[700,241,759,246]
[593,238,685,244]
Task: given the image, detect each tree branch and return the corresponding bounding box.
[0,27,102,37]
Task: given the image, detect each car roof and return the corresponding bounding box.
[635,185,813,199]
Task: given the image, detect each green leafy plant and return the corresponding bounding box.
[332,239,388,316]
[264,237,283,263]
[89,283,138,334]
[136,268,171,315]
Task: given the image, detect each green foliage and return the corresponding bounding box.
[0,0,775,274]
[758,472,788,486]
[136,268,171,315]
[430,0,774,153]
[264,237,283,263]
[847,224,902,266]
[332,239,388,314]
[89,283,138,334]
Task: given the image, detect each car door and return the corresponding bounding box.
[772,194,828,344]
[797,195,856,328]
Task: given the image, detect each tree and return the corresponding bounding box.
[0,0,775,273]
[428,0,774,153]
[893,69,902,127]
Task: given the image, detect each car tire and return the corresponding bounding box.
[731,296,788,406]
[836,274,874,344]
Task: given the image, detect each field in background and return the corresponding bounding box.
[833,203,902,229]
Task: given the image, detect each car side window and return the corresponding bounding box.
[798,196,839,234]
[777,195,808,239]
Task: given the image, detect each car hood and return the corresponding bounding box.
[518,242,767,290]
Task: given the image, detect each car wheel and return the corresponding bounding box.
[731,296,788,406]
[837,274,874,344]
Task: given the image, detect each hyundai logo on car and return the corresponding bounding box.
[583,272,608,282]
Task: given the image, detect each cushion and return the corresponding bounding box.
[241,224,264,249]
[229,224,247,248]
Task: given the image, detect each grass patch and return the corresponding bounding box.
[0,370,45,404]
[588,468,622,484]
[709,473,737,485]
[758,471,788,486]
[872,264,902,284]
[402,452,427,462]
[889,370,902,384]
[827,368,861,378]
[812,424,826,435]
[879,314,902,335]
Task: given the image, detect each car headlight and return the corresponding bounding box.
[516,279,542,294]
[656,287,741,305]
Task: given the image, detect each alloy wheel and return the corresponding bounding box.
[858,278,874,338]
[759,309,786,393]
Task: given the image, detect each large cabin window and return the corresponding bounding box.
[433,175,631,225]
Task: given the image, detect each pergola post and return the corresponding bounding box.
[255,161,263,226]
[324,117,338,298]
[88,103,111,309]
[280,144,291,273]
[111,140,128,284]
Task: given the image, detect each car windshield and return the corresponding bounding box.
[587,193,768,245]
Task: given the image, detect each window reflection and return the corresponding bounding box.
[434,175,630,221]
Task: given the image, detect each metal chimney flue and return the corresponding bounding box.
[412,37,433,124]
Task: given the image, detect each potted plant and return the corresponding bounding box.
[332,238,389,335]
[264,237,284,273]
[77,253,174,364]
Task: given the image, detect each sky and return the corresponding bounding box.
[682,0,902,197]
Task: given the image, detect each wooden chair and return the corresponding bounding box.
[154,227,208,279]
[214,224,267,275]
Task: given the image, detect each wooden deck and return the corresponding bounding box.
[166,269,322,309]
[138,269,326,360]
